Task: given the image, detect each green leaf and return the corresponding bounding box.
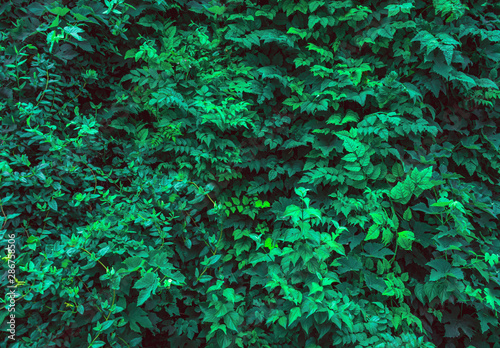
[264,237,277,250]
[409,166,433,186]
[137,288,152,306]
[402,207,412,221]
[478,311,498,333]
[282,205,302,219]
[207,6,226,15]
[370,212,385,225]
[397,230,415,250]
[268,169,277,181]
[344,164,361,172]
[449,70,476,87]
[135,313,153,329]
[294,187,309,198]
[124,49,137,59]
[392,163,404,177]
[431,200,453,207]
[389,180,415,204]
[476,78,498,89]
[381,228,393,245]
[64,26,85,41]
[48,200,58,211]
[427,259,464,281]
[224,311,241,332]
[216,331,232,348]
[202,254,222,266]
[133,273,158,289]
[124,256,143,271]
[289,307,302,325]
[343,138,360,152]
[138,128,148,143]
[223,288,235,303]
[363,270,387,293]
[444,322,460,338]
[99,320,114,331]
[126,304,153,333]
[49,15,60,28]
[309,282,324,296]
[309,0,324,12]
[304,208,322,220]
[365,224,380,241]
[363,243,394,259]
[385,3,414,16]
[49,7,70,16]
[287,27,308,39]
[342,153,358,162]
[278,316,287,328]
[329,241,346,256]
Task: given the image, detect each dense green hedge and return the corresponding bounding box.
[1,0,500,347]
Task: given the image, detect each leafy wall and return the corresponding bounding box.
[1,0,500,347]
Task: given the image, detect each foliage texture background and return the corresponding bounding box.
[1,0,500,347]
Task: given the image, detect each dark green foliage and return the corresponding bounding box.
[1,0,500,347]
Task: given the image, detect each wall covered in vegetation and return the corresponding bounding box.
[1,0,500,347]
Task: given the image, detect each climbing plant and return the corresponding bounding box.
[1,0,500,347]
